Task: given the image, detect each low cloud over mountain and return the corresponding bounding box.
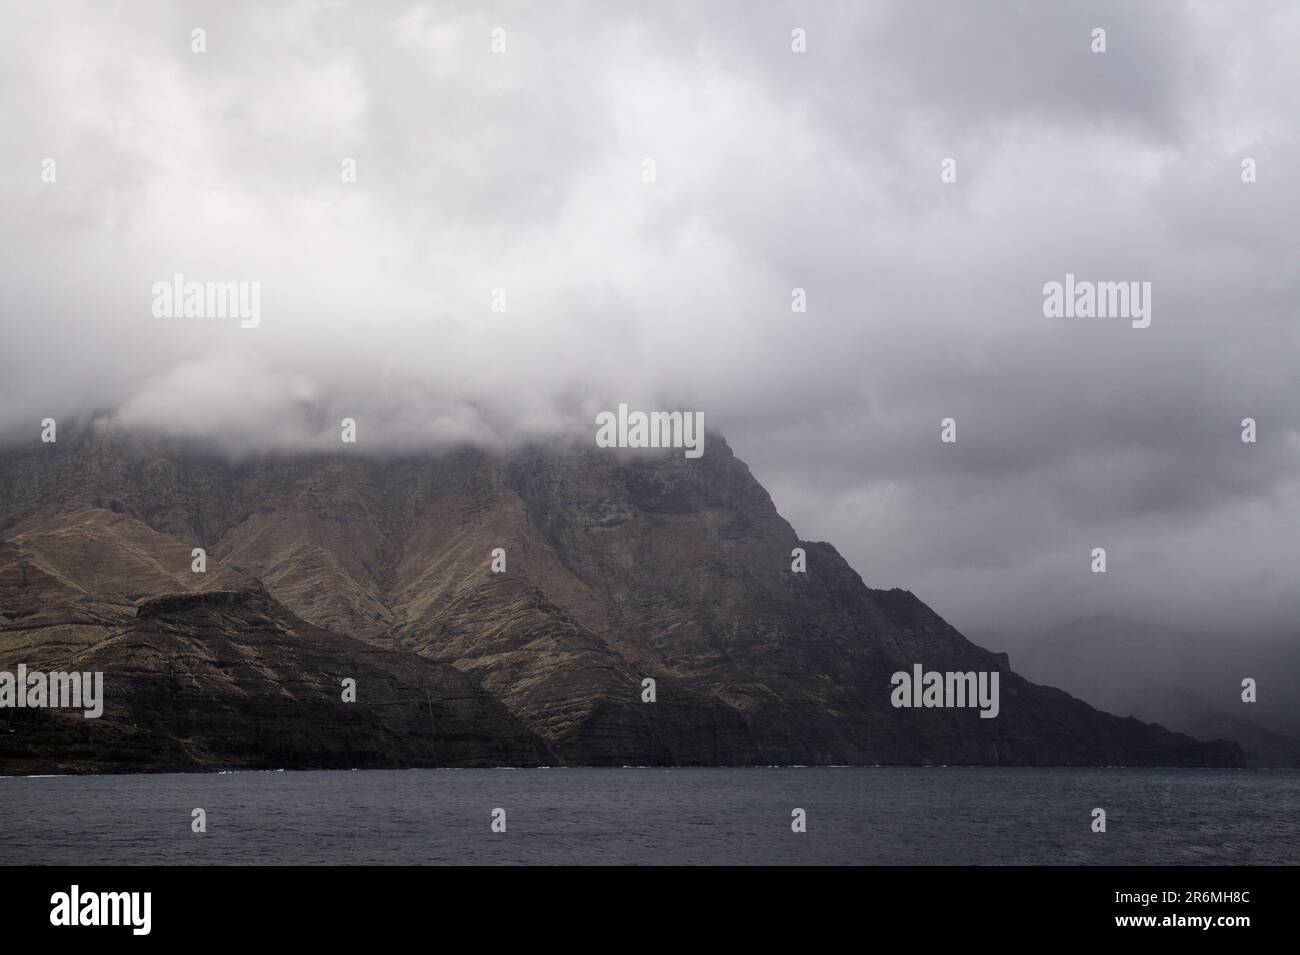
[2,0,1297,643]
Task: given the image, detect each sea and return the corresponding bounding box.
[1,766,1296,865]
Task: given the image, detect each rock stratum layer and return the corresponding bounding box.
[0,429,1244,771]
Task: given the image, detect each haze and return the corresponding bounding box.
[1,0,1297,641]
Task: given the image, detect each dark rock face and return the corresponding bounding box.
[1,584,550,773]
[0,430,1245,770]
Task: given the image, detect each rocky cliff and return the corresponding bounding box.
[0,427,1245,770]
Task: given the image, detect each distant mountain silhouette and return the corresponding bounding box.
[1011,615,1300,767]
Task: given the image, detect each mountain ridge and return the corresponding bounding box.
[0,429,1246,770]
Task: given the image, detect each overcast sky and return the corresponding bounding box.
[1,0,1297,641]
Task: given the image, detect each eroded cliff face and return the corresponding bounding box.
[0,500,549,772]
[0,430,1244,770]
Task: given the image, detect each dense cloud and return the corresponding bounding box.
[1,0,1296,639]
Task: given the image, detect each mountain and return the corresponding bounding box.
[0,506,550,773]
[1010,616,1300,767]
[0,426,1244,770]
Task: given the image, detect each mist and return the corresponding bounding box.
[1,0,1297,640]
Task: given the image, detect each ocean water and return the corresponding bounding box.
[1,767,1296,865]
